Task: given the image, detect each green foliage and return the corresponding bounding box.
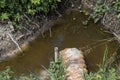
[0,59,65,80]
[17,74,39,80]
[102,45,108,69]
[82,0,110,25]
[82,20,89,26]
[0,67,40,80]
[82,16,91,26]
[48,59,66,80]
[83,0,120,26]
[84,68,120,80]
[91,0,110,23]
[0,13,9,21]
[84,46,120,80]
[113,0,120,21]
[0,0,61,28]
[0,67,13,80]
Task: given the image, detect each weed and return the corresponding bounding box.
[84,46,120,80]
[83,0,120,25]
[48,58,66,80]
[113,0,120,21]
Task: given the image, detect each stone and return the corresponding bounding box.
[59,48,87,80]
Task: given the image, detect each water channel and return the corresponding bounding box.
[0,11,118,75]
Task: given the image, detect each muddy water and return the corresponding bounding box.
[0,11,118,75]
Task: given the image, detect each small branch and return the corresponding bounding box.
[64,0,69,8]
[22,26,32,33]
[113,32,120,43]
[23,13,40,31]
[7,32,23,52]
[49,28,52,37]
[8,21,14,31]
[23,13,31,22]
[55,10,62,17]
[32,22,41,31]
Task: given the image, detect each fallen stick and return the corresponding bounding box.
[7,32,23,52]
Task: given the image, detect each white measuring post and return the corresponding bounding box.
[54,47,58,62]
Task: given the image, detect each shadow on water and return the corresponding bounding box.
[0,11,119,75]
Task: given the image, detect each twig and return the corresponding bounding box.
[80,37,116,55]
[79,37,115,51]
[113,32,120,43]
[23,13,31,22]
[40,65,51,74]
[64,0,69,7]
[55,10,62,17]
[23,13,40,31]
[40,64,55,78]
[22,27,31,33]
[7,32,22,52]
[49,28,52,37]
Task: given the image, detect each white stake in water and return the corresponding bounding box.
[54,47,58,62]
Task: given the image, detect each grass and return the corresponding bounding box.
[84,46,120,80]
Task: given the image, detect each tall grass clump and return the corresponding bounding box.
[84,46,120,80]
[48,58,66,80]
